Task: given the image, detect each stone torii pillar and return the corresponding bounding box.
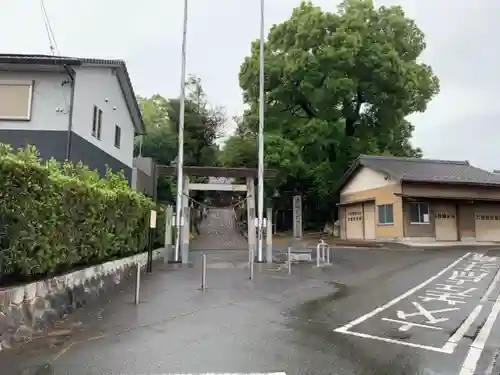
[266,207,273,263]
[164,205,174,263]
[246,177,256,260]
[181,175,190,264]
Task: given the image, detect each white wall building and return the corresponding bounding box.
[0,54,145,183]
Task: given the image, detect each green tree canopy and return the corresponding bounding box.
[220,0,439,227]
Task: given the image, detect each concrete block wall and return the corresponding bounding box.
[0,248,163,351]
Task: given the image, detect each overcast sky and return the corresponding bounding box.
[1,0,498,169]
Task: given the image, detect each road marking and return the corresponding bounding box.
[459,291,500,375]
[481,268,500,302]
[335,252,470,331]
[381,318,443,331]
[441,304,483,353]
[333,328,451,353]
[333,252,499,353]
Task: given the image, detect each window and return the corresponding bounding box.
[378,204,394,225]
[92,106,103,139]
[0,80,34,120]
[409,202,430,224]
[114,125,121,148]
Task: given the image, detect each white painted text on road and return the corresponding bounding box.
[335,252,500,355]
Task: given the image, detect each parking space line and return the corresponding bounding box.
[481,268,500,302]
[459,291,500,375]
[334,252,470,332]
[333,328,451,353]
[442,304,483,353]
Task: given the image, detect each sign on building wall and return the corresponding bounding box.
[293,195,302,239]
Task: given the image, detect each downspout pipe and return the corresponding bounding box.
[63,65,76,162]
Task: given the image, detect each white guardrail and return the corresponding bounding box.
[316,239,331,267]
[286,240,332,274]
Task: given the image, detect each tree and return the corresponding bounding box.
[136,95,177,165]
[222,0,439,228]
[136,76,227,202]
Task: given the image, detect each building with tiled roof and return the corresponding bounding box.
[337,155,500,243]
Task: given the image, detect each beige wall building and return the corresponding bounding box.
[338,155,500,242]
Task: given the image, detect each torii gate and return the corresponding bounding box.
[157,165,278,264]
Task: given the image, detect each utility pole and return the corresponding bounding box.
[174,0,189,262]
[257,0,265,262]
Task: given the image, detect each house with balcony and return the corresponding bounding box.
[0,54,145,184]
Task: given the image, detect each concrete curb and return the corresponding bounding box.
[321,245,499,252]
[327,245,425,252]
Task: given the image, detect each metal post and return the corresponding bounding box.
[326,246,330,265]
[134,262,140,305]
[174,0,189,263]
[316,242,321,267]
[201,253,207,290]
[64,70,75,161]
[147,210,156,273]
[256,0,265,263]
[287,246,291,275]
[147,228,153,273]
[249,247,254,280]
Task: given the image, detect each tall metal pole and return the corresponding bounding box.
[257,0,265,262]
[174,0,189,262]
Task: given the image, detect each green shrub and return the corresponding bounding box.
[0,144,154,280]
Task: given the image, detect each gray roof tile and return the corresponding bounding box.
[359,155,500,186]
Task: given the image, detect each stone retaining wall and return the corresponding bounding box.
[0,248,164,351]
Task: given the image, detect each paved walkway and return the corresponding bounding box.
[191,207,248,251]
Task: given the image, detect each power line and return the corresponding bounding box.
[40,0,60,56]
[39,0,68,109]
[39,0,73,163]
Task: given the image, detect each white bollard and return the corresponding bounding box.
[249,247,254,280]
[316,240,331,267]
[316,242,321,267]
[287,246,292,275]
[201,253,207,290]
[134,262,141,305]
[321,240,327,262]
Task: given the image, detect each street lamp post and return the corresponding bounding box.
[174,0,189,262]
[257,0,265,262]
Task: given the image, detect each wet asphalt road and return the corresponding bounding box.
[3,211,500,374]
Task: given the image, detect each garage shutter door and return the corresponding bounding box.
[434,204,458,241]
[476,208,500,242]
[346,205,363,240]
[363,203,376,240]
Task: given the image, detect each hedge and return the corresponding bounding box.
[0,144,155,282]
